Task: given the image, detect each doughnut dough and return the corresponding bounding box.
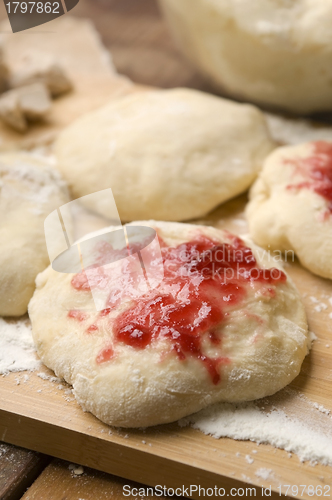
[29,221,309,428]
[0,153,68,316]
[246,141,332,279]
[54,88,274,221]
[159,0,332,114]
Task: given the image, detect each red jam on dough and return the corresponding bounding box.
[70,233,286,384]
[287,141,332,214]
[96,346,114,364]
[67,310,87,322]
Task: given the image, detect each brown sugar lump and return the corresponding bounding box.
[0,83,51,132]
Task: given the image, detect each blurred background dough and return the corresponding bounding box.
[54,88,274,222]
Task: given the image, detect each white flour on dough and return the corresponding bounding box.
[0,317,41,374]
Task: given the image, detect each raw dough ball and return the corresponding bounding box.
[246,141,332,279]
[29,221,309,428]
[54,88,274,221]
[0,153,68,316]
[159,0,332,114]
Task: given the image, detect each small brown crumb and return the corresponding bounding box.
[10,60,72,97]
[0,83,51,132]
[0,90,27,132]
[19,83,51,120]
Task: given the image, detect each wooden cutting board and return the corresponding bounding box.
[1,195,332,500]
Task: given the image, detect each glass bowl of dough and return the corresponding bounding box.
[158,0,332,115]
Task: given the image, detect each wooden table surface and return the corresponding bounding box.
[72,0,213,92]
[0,0,218,498]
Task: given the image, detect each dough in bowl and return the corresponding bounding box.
[159,0,332,114]
[54,88,274,221]
[0,153,68,316]
[29,221,309,428]
[246,141,332,279]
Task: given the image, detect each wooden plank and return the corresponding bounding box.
[21,458,177,500]
[0,442,49,500]
[20,457,288,500]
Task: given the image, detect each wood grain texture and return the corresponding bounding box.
[21,458,175,500]
[0,442,49,500]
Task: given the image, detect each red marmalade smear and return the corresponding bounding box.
[68,310,87,322]
[96,346,114,364]
[287,141,332,214]
[70,233,286,384]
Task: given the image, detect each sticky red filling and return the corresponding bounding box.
[69,233,286,384]
[286,141,332,214]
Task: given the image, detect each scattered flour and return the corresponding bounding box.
[309,296,319,304]
[309,331,317,343]
[314,304,328,312]
[255,468,273,480]
[69,464,84,476]
[265,113,332,145]
[0,317,41,374]
[232,219,247,227]
[179,395,332,466]
[37,372,60,383]
[312,403,330,416]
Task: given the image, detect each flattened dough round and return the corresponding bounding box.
[246,141,332,280]
[29,221,309,428]
[54,88,274,221]
[0,153,68,316]
[159,0,332,114]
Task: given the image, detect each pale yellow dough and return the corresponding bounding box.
[246,142,332,279]
[0,153,68,316]
[54,88,274,222]
[29,221,309,428]
[159,0,332,114]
